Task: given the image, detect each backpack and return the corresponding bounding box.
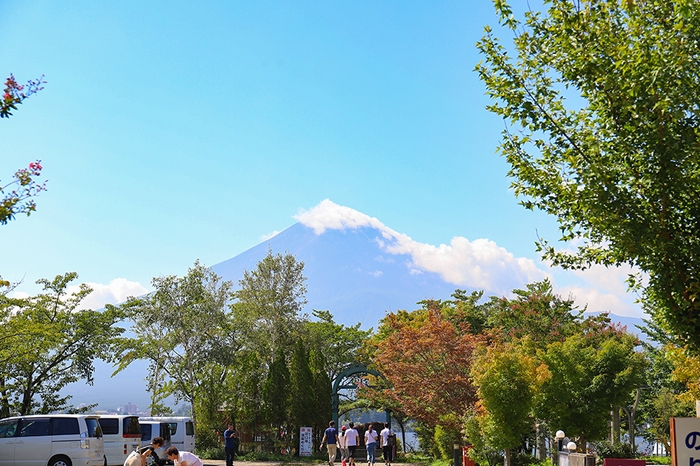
[387,433,396,447]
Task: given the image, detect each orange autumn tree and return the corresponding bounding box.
[370,301,486,434]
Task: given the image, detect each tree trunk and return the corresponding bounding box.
[504,448,511,466]
[611,408,620,443]
[536,425,546,461]
[625,388,642,453]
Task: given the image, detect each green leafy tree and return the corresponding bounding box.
[536,329,646,449]
[228,250,308,448]
[304,309,372,381]
[632,320,692,452]
[488,280,583,346]
[115,261,236,437]
[0,272,125,416]
[470,341,546,466]
[233,249,307,363]
[477,0,700,346]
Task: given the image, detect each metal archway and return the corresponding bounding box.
[331,364,390,427]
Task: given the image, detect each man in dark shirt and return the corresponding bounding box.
[224,424,238,466]
[321,420,339,466]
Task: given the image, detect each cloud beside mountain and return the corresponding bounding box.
[295,199,548,295]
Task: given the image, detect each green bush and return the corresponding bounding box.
[644,456,671,465]
[590,441,638,465]
[197,446,225,460]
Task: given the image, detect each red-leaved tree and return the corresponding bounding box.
[371,304,485,431]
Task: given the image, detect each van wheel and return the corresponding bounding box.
[48,456,72,466]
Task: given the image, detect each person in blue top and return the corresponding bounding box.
[224,424,238,466]
[320,420,339,466]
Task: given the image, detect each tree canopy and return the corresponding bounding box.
[0,272,125,416]
[477,0,700,346]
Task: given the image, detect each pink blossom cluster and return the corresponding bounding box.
[28,161,43,176]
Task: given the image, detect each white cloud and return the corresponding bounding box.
[559,284,640,317]
[296,200,385,234]
[295,199,649,317]
[296,199,547,295]
[369,270,384,277]
[67,278,150,311]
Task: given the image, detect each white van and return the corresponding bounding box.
[98,415,141,466]
[138,420,172,466]
[138,417,194,453]
[0,414,104,466]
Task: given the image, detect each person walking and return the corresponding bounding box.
[364,424,379,466]
[224,424,237,466]
[379,423,394,466]
[338,426,349,466]
[321,420,339,466]
[344,422,360,466]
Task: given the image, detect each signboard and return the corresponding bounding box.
[671,417,700,466]
[299,427,313,457]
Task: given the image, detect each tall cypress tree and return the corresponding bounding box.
[289,339,315,451]
[263,347,290,441]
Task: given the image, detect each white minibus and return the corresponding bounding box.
[0,414,104,466]
[98,415,141,466]
[138,417,194,453]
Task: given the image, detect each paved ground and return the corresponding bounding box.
[202,461,415,466]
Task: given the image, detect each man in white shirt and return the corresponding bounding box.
[379,423,394,466]
[166,446,203,466]
[344,422,360,466]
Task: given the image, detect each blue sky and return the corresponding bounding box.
[1,1,643,318]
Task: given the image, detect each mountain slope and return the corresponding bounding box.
[212,222,458,328]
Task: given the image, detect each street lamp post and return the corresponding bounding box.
[553,430,566,466]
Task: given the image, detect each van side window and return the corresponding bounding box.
[100,419,119,435]
[185,422,194,436]
[168,423,177,435]
[85,418,102,438]
[0,419,18,438]
[140,424,153,442]
[123,417,140,436]
[19,418,50,437]
[51,417,80,435]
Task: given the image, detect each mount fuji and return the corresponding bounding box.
[212,222,459,329]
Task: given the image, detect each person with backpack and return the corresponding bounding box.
[344,422,360,466]
[379,423,395,466]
